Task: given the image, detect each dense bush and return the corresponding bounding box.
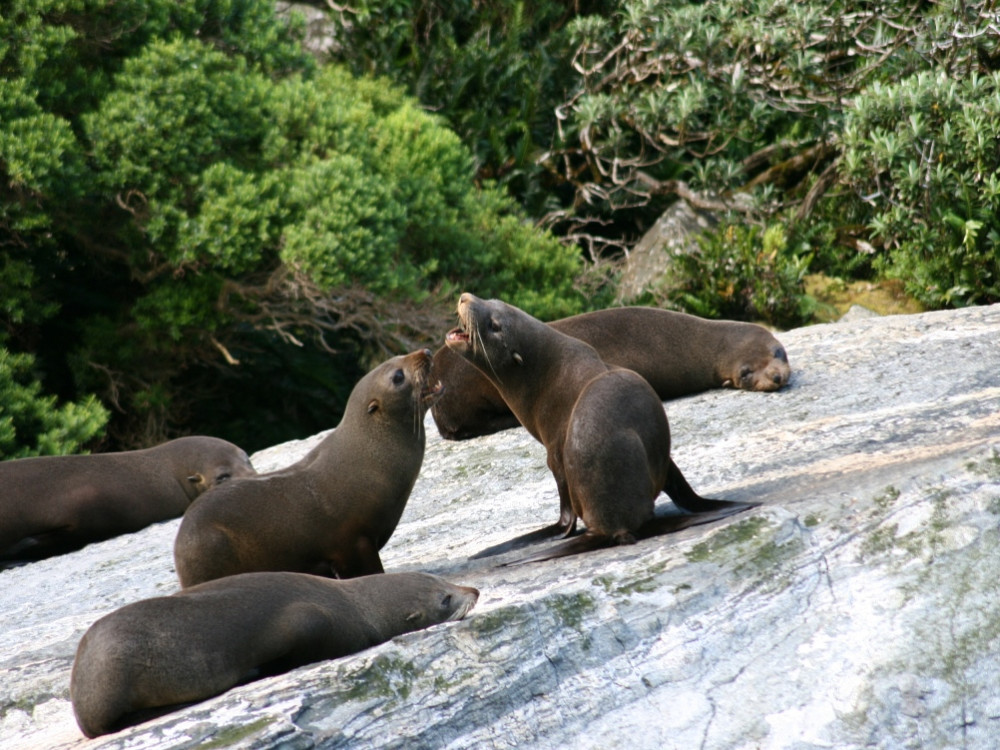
[547,0,1000,316]
[840,71,1000,307]
[0,348,108,459]
[6,0,999,455]
[656,223,815,327]
[319,0,614,216]
[1,0,587,453]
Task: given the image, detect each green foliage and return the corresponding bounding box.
[549,0,1000,311]
[0,347,108,459]
[323,0,611,215]
[662,222,815,327]
[558,0,854,209]
[840,70,1000,307]
[1,0,587,451]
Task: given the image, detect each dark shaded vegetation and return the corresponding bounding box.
[2,0,997,454]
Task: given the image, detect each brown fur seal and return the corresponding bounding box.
[432,306,790,440]
[0,437,255,566]
[173,349,442,588]
[70,570,479,737]
[445,293,756,564]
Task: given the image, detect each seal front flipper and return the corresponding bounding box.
[330,536,385,578]
[663,458,757,515]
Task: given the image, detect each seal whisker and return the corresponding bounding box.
[471,320,503,388]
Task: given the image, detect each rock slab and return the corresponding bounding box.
[1,304,999,749]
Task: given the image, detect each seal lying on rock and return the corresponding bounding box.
[445,293,756,564]
[70,571,479,738]
[174,349,442,587]
[0,437,255,566]
[432,306,790,440]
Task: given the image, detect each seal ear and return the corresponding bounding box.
[367,400,379,414]
[512,352,523,366]
[187,473,204,485]
[405,611,423,624]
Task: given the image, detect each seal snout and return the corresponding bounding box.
[445,293,476,346]
[408,348,444,405]
[422,379,446,404]
[449,585,480,620]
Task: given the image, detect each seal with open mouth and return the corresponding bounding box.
[174,349,443,587]
[445,294,755,564]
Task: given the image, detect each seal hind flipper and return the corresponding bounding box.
[470,521,581,560]
[499,531,615,566]
[499,504,757,567]
[637,504,755,540]
[663,458,756,514]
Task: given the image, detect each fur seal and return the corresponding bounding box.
[445,293,755,563]
[432,306,790,440]
[70,570,479,737]
[0,437,255,566]
[173,349,442,588]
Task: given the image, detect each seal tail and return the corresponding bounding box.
[663,458,757,515]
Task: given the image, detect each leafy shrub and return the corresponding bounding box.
[659,223,815,327]
[1,1,588,450]
[324,0,613,214]
[0,348,108,459]
[840,71,1000,307]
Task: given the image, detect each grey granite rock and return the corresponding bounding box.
[2,304,999,749]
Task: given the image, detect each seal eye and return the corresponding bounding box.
[774,346,788,362]
[216,472,231,484]
[391,369,405,386]
[441,594,452,609]
[488,319,501,333]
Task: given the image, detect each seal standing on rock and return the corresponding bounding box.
[70,571,479,738]
[174,349,443,588]
[432,306,791,440]
[445,293,755,563]
[0,437,256,566]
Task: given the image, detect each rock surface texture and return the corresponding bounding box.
[2,304,999,749]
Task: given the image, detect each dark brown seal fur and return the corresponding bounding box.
[173,349,442,588]
[432,306,790,440]
[70,571,478,738]
[445,293,755,564]
[0,437,255,566]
